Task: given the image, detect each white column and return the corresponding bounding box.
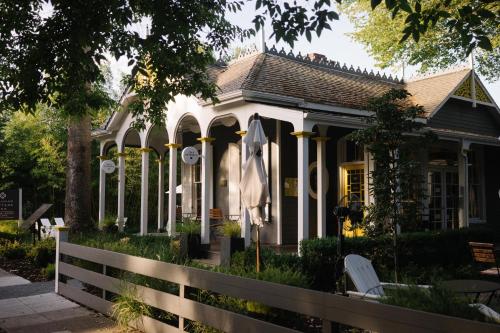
[166,143,181,236]
[157,157,165,232]
[199,137,214,244]
[293,131,312,252]
[98,155,106,229]
[313,137,329,238]
[237,130,251,247]
[117,152,126,232]
[458,142,470,228]
[140,147,152,235]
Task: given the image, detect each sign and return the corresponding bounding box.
[0,189,21,220]
[181,147,199,165]
[101,160,116,174]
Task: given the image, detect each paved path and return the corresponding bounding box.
[0,268,124,333]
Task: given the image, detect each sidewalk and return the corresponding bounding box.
[0,268,123,333]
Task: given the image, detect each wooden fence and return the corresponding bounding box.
[54,228,500,333]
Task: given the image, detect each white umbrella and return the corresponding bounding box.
[240,114,270,272]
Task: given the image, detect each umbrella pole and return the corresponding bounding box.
[256,226,260,273]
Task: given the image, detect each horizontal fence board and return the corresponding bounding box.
[60,261,299,333]
[58,281,112,315]
[60,242,500,333]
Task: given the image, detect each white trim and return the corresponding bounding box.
[450,95,496,108]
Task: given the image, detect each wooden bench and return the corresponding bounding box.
[469,242,500,278]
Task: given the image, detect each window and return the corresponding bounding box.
[468,150,483,221]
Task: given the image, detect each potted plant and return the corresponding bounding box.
[219,220,244,266]
[178,218,202,259]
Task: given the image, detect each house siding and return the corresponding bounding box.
[428,99,500,137]
[484,146,500,230]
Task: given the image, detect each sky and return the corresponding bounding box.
[110,3,499,105]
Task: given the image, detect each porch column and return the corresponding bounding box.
[237,130,251,247]
[458,141,470,228]
[157,157,165,232]
[166,143,181,236]
[140,147,152,235]
[292,131,313,251]
[117,152,127,232]
[199,137,215,244]
[313,136,329,238]
[98,155,107,229]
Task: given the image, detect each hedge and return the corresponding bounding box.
[300,227,500,291]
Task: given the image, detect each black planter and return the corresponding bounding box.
[220,236,245,266]
[179,233,202,259]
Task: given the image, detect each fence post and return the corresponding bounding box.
[55,226,69,294]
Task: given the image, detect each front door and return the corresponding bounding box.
[428,168,459,230]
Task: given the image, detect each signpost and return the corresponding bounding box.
[0,188,22,222]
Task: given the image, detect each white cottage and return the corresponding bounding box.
[93,46,500,249]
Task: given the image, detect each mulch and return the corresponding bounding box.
[0,257,48,282]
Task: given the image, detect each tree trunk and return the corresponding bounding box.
[64,114,93,231]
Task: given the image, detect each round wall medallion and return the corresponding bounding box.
[181,146,200,165]
[309,161,329,199]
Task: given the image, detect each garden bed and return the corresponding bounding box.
[0,256,48,282]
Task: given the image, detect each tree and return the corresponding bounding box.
[0,1,250,231]
[342,0,499,81]
[348,89,435,280]
[252,0,498,73]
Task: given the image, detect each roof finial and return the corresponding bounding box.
[469,49,476,108]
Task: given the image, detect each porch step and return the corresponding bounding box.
[194,250,220,266]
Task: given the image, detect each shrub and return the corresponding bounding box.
[112,284,152,329]
[177,218,201,235]
[299,227,500,290]
[102,215,118,234]
[0,240,27,259]
[42,263,55,280]
[381,285,488,323]
[29,238,56,267]
[218,220,241,238]
[231,246,301,273]
[0,221,28,241]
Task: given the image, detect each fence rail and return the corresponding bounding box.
[54,230,500,333]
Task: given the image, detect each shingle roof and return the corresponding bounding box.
[210,49,474,117]
[405,68,471,116]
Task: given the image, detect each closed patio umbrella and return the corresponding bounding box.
[240,113,270,272]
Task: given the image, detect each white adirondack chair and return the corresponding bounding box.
[344,254,500,322]
[54,217,65,227]
[39,218,55,238]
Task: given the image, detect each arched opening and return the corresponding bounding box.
[146,125,169,233]
[121,128,142,233]
[175,115,202,220]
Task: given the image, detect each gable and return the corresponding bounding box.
[428,99,500,138]
[453,75,492,103]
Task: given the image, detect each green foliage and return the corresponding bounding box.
[71,232,179,263]
[28,238,56,268]
[349,89,435,236]
[101,215,118,234]
[177,218,201,235]
[0,240,27,259]
[0,221,28,241]
[42,263,56,280]
[218,220,241,238]
[300,227,500,289]
[381,285,487,322]
[342,0,499,82]
[111,284,152,330]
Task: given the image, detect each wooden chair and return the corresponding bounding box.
[209,208,224,239]
[469,242,500,278]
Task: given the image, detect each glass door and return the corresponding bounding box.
[428,168,458,230]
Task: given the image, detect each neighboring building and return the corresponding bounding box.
[93,46,500,248]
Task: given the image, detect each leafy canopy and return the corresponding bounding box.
[342,0,500,81]
[254,0,497,51]
[0,0,252,127]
